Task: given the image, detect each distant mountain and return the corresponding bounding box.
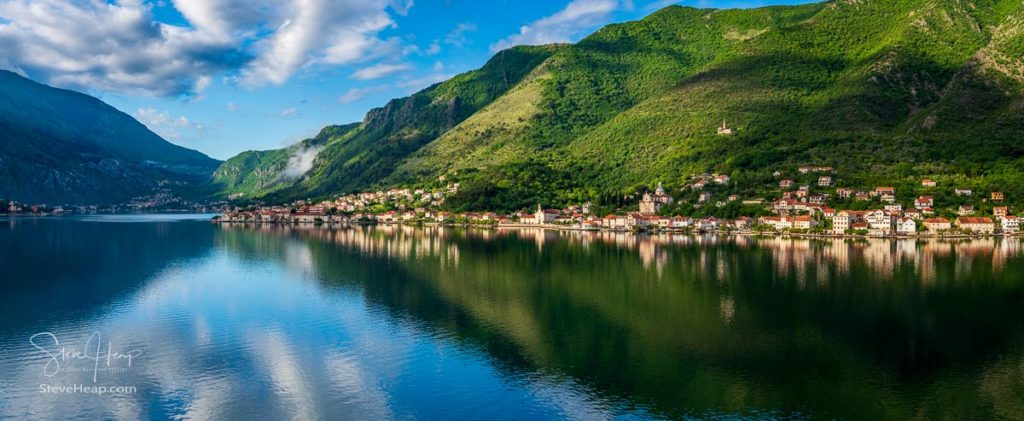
[0,71,220,205]
[216,0,1024,211]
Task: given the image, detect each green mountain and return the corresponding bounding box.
[0,71,221,205]
[210,45,561,202]
[215,0,1024,211]
[211,123,361,200]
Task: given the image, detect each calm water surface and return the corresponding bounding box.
[1,216,1024,420]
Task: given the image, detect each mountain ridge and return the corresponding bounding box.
[0,70,221,205]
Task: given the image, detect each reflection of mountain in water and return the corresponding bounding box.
[0,218,215,329]
[216,225,1024,420]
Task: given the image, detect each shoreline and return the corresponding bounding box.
[211,219,1020,240]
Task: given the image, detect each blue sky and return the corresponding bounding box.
[0,0,813,160]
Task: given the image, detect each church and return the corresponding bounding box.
[717,119,736,136]
[640,182,674,215]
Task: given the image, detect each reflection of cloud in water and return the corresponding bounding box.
[6,223,1023,419]
[181,377,235,420]
[246,329,320,420]
[324,352,392,419]
[283,239,316,277]
[0,251,411,419]
[522,372,621,420]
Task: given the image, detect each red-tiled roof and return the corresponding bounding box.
[957,217,993,224]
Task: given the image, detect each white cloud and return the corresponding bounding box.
[134,107,204,141]
[351,63,411,80]
[226,101,238,111]
[338,86,388,104]
[171,0,269,40]
[490,0,630,52]
[187,75,213,102]
[443,22,476,47]
[280,107,298,117]
[389,0,414,16]
[0,0,250,96]
[282,145,321,178]
[404,39,440,56]
[193,75,213,93]
[238,0,400,87]
[0,0,413,96]
[425,41,441,55]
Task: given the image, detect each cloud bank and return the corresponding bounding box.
[134,107,205,141]
[351,63,411,81]
[0,0,412,97]
[282,145,321,178]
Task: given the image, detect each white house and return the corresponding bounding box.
[695,217,720,231]
[1002,216,1019,234]
[774,199,798,213]
[866,210,894,235]
[671,216,692,229]
[884,204,903,213]
[832,210,867,234]
[603,215,628,230]
[627,213,652,229]
[914,196,934,209]
[760,216,793,231]
[896,218,917,235]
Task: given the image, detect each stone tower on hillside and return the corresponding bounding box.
[717,119,736,136]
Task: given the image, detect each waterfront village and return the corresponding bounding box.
[214,164,1021,238]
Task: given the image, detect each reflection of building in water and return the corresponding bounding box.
[996,239,1020,272]
[445,243,460,268]
[918,241,938,285]
[895,240,917,262]
[861,240,897,280]
[716,257,728,286]
[637,238,668,275]
[719,295,735,325]
[763,237,813,287]
[823,239,851,278]
[217,226,1024,295]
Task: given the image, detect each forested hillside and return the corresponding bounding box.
[0,71,220,204]
[215,0,1024,212]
